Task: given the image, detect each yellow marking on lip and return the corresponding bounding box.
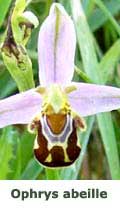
[63,148,71,162]
[34,137,39,149]
[45,153,52,163]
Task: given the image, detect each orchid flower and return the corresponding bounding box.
[1,3,120,168]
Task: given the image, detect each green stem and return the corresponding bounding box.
[46,169,60,180]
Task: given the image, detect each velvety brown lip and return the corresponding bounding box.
[46,114,67,134]
[34,116,81,168]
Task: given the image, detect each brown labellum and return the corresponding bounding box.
[33,113,85,168]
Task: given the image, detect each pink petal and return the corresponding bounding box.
[38,3,76,86]
[0,90,42,128]
[68,82,120,116]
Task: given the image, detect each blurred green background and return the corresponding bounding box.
[0,0,120,180]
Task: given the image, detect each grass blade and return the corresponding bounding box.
[98,39,120,83]
[0,0,12,27]
[93,0,120,35]
[21,158,43,180]
[45,169,60,180]
[89,0,120,31]
[0,127,20,179]
[71,0,120,179]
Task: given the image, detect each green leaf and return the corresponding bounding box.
[0,127,20,179]
[93,0,120,36]
[71,0,99,83]
[88,0,120,31]
[74,65,93,83]
[8,135,22,180]
[71,0,120,179]
[0,0,12,27]
[45,169,60,180]
[20,130,35,172]
[0,68,17,99]
[82,0,94,17]
[97,113,120,179]
[21,158,43,180]
[98,39,120,83]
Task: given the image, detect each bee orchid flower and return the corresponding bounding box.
[1,3,120,168]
